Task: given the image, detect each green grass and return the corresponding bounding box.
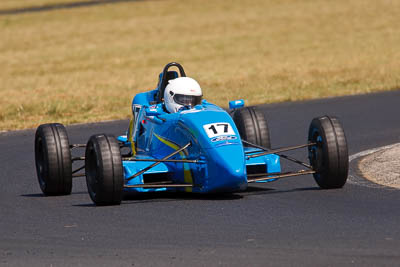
[0,0,399,131]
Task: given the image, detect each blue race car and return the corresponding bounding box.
[34,62,349,205]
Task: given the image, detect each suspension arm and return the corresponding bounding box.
[122,158,200,163]
[125,142,191,182]
[124,183,193,188]
[242,140,313,169]
[247,170,316,183]
[246,143,315,158]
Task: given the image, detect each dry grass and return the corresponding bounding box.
[0,0,92,10]
[1,0,400,131]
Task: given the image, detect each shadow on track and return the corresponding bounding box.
[72,192,244,207]
[21,193,44,198]
[240,185,320,197]
[71,186,320,207]
[0,0,144,16]
[21,191,88,198]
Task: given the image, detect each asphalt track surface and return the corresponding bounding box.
[1,90,399,266]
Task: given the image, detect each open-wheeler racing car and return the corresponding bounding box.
[34,62,349,206]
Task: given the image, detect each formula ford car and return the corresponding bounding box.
[34,62,349,205]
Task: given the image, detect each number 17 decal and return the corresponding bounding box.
[203,122,235,138]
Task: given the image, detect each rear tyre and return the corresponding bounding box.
[85,134,124,206]
[308,116,348,189]
[232,107,271,148]
[34,123,72,195]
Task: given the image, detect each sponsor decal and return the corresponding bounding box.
[211,135,237,142]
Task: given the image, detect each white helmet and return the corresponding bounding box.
[164,77,202,113]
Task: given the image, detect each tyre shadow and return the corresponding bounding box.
[22,186,320,207]
[21,193,44,197]
[72,191,244,207]
[21,191,88,198]
[262,186,321,194]
[123,191,244,202]
[240,185,320,196]
[72,186,321,207]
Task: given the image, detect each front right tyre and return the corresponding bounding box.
[85,134,124,206]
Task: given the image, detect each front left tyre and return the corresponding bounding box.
[35,123,72,195]
[85,134,124,206]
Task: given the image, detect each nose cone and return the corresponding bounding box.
[204,144,247,193]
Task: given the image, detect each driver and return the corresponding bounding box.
[164,77,203,113]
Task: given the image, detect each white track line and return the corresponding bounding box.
[348,143,400,188]
[349,143,400,161]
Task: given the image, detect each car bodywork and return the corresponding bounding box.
[118,93,281,194]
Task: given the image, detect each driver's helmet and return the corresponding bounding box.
[164,77,202,113]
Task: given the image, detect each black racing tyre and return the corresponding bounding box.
[85,134,124,206]
[232,107,271,148]
[308,116,348,189]
[34,123,72,195]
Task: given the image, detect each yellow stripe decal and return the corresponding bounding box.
[154,133,193,192]
[128,117,136,156]
[154,133,180,151]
